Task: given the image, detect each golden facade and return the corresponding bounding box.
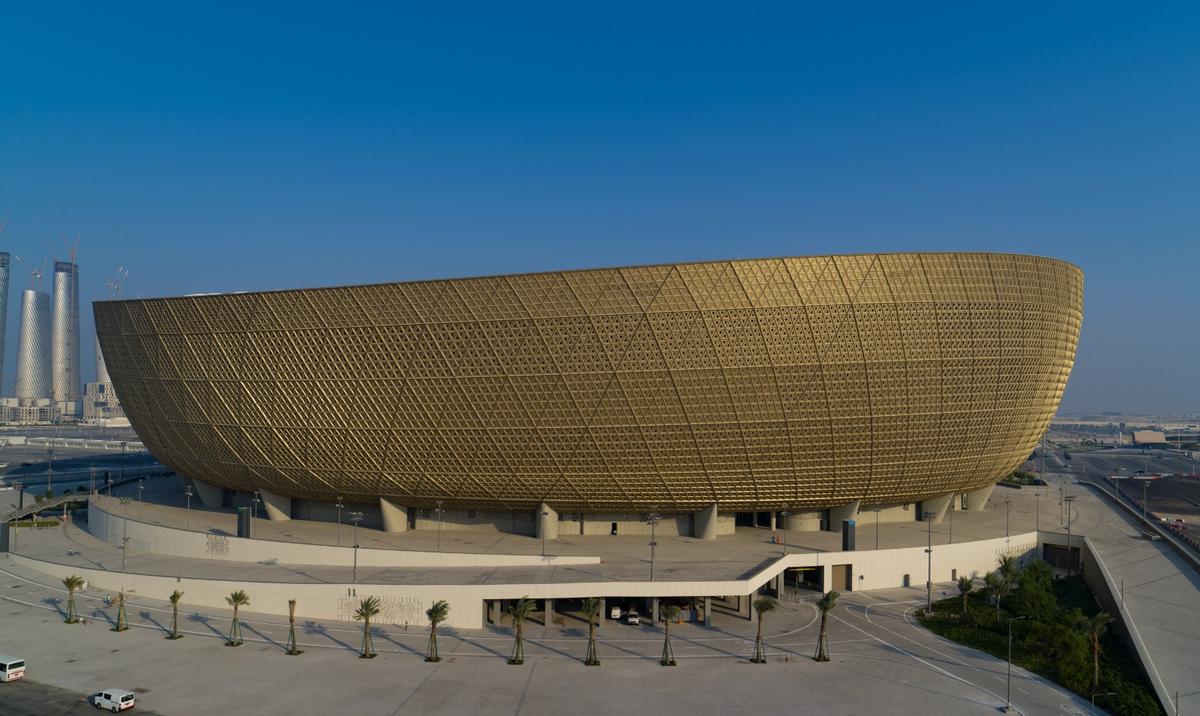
[94,253,1082,512]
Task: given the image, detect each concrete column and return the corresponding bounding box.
[963,483,996,511]
[536,502,558,540]
[703,597,712,627]
[379,497,409,533]
[191,479,224,509]
[652,597,659,625]
[544,599,554,626]
[768,511,777,530]
[493,600,503,626]
[693,503,719,540]
[919,493,953,523]
[827,500,861,533]
[260,489,292,521]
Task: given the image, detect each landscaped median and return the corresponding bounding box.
[916,558,1162,715]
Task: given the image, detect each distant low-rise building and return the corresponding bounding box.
[83,380,127,426]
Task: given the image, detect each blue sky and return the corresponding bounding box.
[1,3,1197,414]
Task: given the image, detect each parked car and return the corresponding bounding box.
[625,610,640,625]
[0,655,26,682]
[91,689,136,712]
[609,605,622,620]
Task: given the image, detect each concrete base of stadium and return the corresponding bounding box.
[178,476,975,541]
[3,475,1058,631]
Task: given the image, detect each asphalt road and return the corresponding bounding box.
[0,679,163,716]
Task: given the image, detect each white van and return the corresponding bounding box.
[91,688,136,712]
[0,655,26,682]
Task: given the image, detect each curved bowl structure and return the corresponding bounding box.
[95,253,1082,512]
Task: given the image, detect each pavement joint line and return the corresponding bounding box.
[831,611,1014,714]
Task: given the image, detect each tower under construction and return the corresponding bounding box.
[51,260,81,404]
[0,252,10,395]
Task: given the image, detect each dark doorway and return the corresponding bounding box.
[785,566,824,592]
[1043,543,1079,572]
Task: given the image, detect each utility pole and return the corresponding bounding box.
[1004,498,1011,539]
[1065,495,1077,576]
[923,511,934,613]
[1142,479,1150,524]
[646,512,661,581]
[335,496,344,546]
[184,485,193,529]
[779,505,790,555]
[349,511,363,584]
[1006,615,1029,713]
[436,500,444,553]
[873,508,881,550]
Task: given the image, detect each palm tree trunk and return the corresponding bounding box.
[361,618,374,658]
[170,604,179,638]
[586,619,599,665]
[510,622,524,664]
[427,624,440,662]
[753,615,765,663]
[1092,637,1100,691]
[661,620,675,666]
[815,613,829,661]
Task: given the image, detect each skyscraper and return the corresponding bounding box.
[51,260,81,402]
[0,252,9,395]
[95,334,110,384]
[14,289,51,400]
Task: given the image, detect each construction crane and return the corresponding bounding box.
[63,234,80,266]
[106,266,129,297]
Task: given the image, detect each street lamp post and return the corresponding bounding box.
[1065,495,1077,576]
[119,441,127,484]
[1004,498,1011,539]
[646,512,661,581]
[46,447,54,498]
[185,486,193,529]
[1006,615,1029,713]
[873,508,881,550]
[1142,479,1150,525]
[89,465,96,496]
[779,506,791,555]
[335,497,344,546]
[948,501,954,545]
[540,509,549,557]
[436,500,444,553]
[349,511,363,584]
[923,511,934,613]
[1035,491,1040,533]
[138,479,144,516]
[252,490,261,522]
[119,497,132,572]
[1090,691,1115,715]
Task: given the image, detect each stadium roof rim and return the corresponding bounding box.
[95,251,1082,304]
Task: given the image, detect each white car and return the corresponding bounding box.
[0,655,26,682]
[625,610,640,625]
[91,688,136,712]
[610,605,622,620]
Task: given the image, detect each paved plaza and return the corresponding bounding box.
[0,559,1094,715]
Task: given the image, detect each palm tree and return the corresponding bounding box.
[814,591,839,662]
[581,597,602,666]
[984,571,1004,619]
[1083,612,1114,691]
[167,590,184,639]
[507,597,536,665]
[660,603,681,666]
[751,596,777,663]
[62,575,84,624]
[956,574,974,617]
[997,556,1018,609]
[285,598,302,655]
[426,600,449,662]
[354,596,381,658]
[112,591,128,632]
[225,590,249,646]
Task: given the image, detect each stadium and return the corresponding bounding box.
[94,252,1082,539]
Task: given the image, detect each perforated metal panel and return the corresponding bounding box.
[94,253,1083,512]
